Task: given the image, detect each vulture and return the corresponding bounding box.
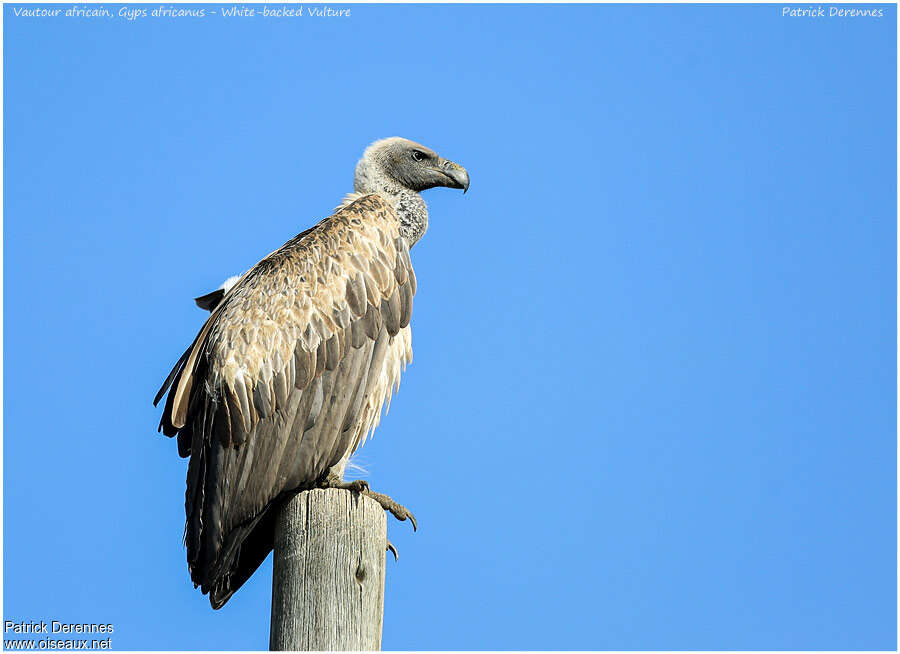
[154,137,469,608]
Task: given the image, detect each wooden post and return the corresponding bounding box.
[269,488,387,651]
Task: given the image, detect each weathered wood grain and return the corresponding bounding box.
[270,489,386,651]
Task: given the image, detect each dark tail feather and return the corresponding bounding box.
[209,504,278,609]
[204,508,277,609]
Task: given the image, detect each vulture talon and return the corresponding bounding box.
[320,473,369,494]
[322,476,415,530]
[361,489,417,531]
[341,479,371,494]
[386,540,399,561]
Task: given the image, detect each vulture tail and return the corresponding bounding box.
[206,508,278,609]
[185,391,281,610]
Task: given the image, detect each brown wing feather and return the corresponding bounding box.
[155,194,416,608]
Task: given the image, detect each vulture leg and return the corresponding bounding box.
[320,473,418,531]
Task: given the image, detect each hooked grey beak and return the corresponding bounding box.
[439,160,470,193]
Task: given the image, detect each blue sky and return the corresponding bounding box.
[3,3,896,650]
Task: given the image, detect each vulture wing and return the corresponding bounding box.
[153,194,416,608]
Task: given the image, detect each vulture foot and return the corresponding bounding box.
[361,488,418,531]
[322,474,418,531]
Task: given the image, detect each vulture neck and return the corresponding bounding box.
[354,170,428,246]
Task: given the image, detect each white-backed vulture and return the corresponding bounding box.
[154,137,469,608]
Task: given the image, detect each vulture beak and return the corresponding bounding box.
[439,160,470,193]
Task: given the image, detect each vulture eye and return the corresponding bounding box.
[411,150,426,162]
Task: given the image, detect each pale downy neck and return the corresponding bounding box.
[353,159,428,246]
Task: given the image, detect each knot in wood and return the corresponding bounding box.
[354,561,368,584]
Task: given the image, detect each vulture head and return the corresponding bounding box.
[355,137,470,195]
